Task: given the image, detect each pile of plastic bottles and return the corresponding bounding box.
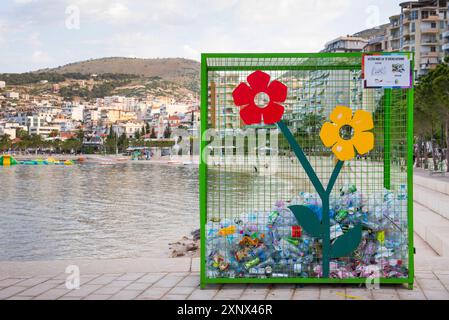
[206,184,409,279]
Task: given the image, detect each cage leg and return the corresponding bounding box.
[408,282,414,290]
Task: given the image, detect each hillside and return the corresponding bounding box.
[37,57,200,92]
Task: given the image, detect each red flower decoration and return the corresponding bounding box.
[232,70,287,125]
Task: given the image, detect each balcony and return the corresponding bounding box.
[443,30,449,38]
[421,51,439,58]
[421,28,439,34]
[403,40,415,46]
[421,39,439,45]
[420,63,437,71]
[443,43,449,52]
[422,15,440,22]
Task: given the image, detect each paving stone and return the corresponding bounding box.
[63,284,103,297]
[124,282,151,291]
[15,277,50,287]
[372,289,400,300]
[110,290,141,300]
[0,286,28,299]
[319,289,346,300]
[107,280,133,288]
[187,288,218,300]
[416,271,438,280]
[7,295,33,300]
[292,289,320,300]
[418,278,448,291]
[168,286,195,295]
[116,273,145,281]
[163,294,189,300]
[243,286,270,295]
[176,275,200,287]
[34,288,70,300]
[397,287,427,300]
[137,287,171,300]
[239,294,267,300]
[0,278,28,288]
[421,289,449,300]
[344,289,374,300]
[266,288,294,300]
[83,294,111,300]
[93,285,124,295]
[87,274,121,285]
[152,274,186,288]
[16,283,56,297]
[213,288,244,300]
[135,273,166,284]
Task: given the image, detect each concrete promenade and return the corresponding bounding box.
[0,233,449,300]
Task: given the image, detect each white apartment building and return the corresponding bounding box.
[111,121,145,139]
[62,104,85,121]
[27,115,59,137]
[388,0,448,76]
[0,81,5,88]
[5,92,19,99]
[83,109,100,124]
[322,36,369,53]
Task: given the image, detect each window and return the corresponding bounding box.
[410,10,418,20]
[431,46,436,52]
[440,21,445,29]
[431,22,437,28]
[411,22,416,32]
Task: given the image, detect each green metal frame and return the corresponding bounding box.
[200,52,414,289]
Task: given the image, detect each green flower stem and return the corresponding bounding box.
[277,120,344,278]
[277,121,325,197]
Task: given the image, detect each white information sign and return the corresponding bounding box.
[363,54,412,88]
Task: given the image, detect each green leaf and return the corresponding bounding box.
[288,205,323,238]
[330,224,362,258]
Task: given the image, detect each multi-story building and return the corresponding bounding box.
[208,72,242,132]
[5,92,19,99]
[112,121,145,139]
[322,36,369,53]
[27,115,60,137]
[385,0,448,76]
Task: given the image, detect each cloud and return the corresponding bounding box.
[31,50,51,64]
[0,20,7,47]
[27,31,42,47]
[0,0,406,72]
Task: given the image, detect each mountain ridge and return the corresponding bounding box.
[35,57,200,91]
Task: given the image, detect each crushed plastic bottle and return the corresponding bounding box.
[205,184,409,280]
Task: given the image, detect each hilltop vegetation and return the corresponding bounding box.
[37,57,200,92]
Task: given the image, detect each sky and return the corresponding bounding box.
[0,0,406,73]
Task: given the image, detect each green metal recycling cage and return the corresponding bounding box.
[199,53,414,288]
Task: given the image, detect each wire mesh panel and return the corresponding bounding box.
[200,53,413,286]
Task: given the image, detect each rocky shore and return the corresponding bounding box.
[169,229,200,258]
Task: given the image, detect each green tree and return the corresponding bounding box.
[0,134,11,151]
[118,133,129,153]
[415,58,449,171]
[163,123,172,138]
[49,130,59,138]
[150,127,157,139]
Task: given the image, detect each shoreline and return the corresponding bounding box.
[1,153,200,165]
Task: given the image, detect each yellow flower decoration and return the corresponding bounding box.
[319,106,374,161]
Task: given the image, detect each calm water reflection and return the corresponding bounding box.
[0,163,199,261]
